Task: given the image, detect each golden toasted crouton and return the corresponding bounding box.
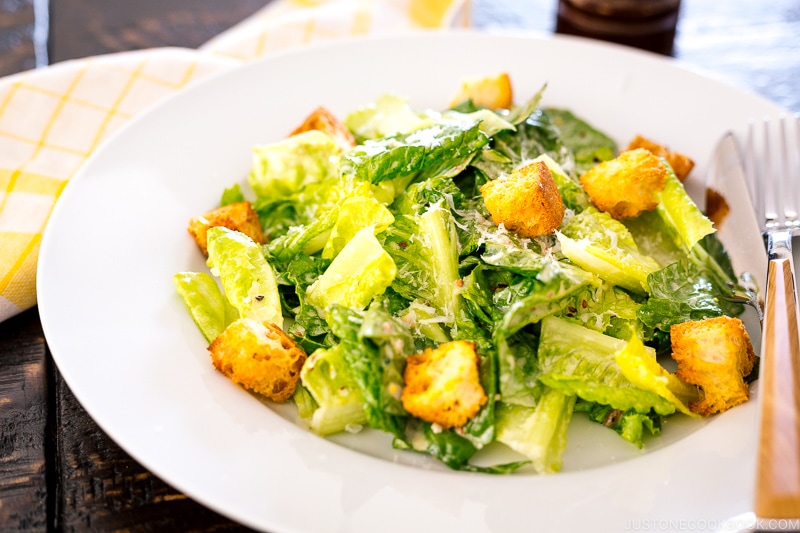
[188,201,265,256]
[208,318,307,403]
[670,316,756,416]
[401,340,487,429]
[449,72,513,110]
[627,134,695,181]
[480,160,565,238]
[705,187,730,228]
[579,148,668,219]
[290,106,356,152]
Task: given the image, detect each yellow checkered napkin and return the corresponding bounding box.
[0,0,468,322]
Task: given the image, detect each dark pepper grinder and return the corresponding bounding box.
[555,0,681,55]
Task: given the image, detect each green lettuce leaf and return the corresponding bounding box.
[473,107,567,179]
[396,418,527,474]
[558,207,661,294]
[345,93,427,142]
[545,108,617,175]
[637,260,731,332]
[491,265,595,407]
[248,130,340,200]
[173,271,239,342]
[300,344,368,435]
[282,254,333,353]
[614,331,700,417]
[306,225,397,312]
[392,174,465,216]
[326,304,410,438]
[558,281,643,339]
[206,226,283,329]
[495,388,576,474]
[383,205,461,321]
[574,401,662,448]
[655,169,715,252]
[444,108,515,137]
[537,316,676,415]
[321,196,394,260]
[342,119,489,185]
[220,183,245,206]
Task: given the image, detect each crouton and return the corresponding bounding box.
[290,106,356,152]
[208,318,306,403]
[188,201,265,256]
[705,187,730,228]
[670,316,756,416]
[627,135,695,181]
[401,340,487,429]
[480,160,565,238]
[579,148,668,219]
[449,72,513,110]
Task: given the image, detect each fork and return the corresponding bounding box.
[742,115,800,519]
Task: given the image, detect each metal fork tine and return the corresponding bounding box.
[794,115,800,230]
[786,115,800,232]
[778,116,797,226]
[744,120,764,226]
[762,116,780,228]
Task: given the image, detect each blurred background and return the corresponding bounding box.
[1,0,799,113]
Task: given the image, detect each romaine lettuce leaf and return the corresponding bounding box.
[345,93,427,142]
[342,119,489,185]
[537,316,676,415]
[306,225,397,312]
[505,83,547,125]
[614,331,700,417]
[492,268,594,407]
[655,169,715,252]
[558,281,643,339]
[267,205,338,261]
[495,388,576,474]
[472,107,568,179]
[574,400,662,448]
[206,226,283,329]
[321,196,394,260]
[248,130,340,200]
[266,181,393,261]
[301,344,368,435]
[444,108,515,137]
[220,183,244,206]
[282,254,333,353]
[637,260,731,332]
[396,418,527,473]
[534,154,591,213]
[173,271,239,342]
[325,304,411,438]
[558,207,661,294]
[392,174,465,216]
[383,204,461,321]
[545,108,617,175]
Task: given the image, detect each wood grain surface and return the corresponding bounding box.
[0,0,38,74]
[1,0,800,531]
[0,309,48,531]
[49,0,269,63]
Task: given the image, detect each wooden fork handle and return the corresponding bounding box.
[756,231,800,519]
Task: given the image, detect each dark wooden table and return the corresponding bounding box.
[1,1,798,531]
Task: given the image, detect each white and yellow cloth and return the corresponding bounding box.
[0,0,469,322]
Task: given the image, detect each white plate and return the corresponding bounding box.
[38,31,784,532]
